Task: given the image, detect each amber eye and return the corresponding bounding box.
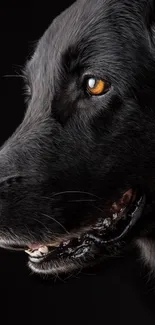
[86,78,109,96]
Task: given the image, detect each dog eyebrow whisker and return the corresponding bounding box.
[42,213,70,235]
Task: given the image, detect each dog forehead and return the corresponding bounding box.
[37,0,142,48]
[25,1,105,85]
[26,0,144,86]
[28,0,107,68]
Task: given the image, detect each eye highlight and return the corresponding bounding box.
[86,77,110,96]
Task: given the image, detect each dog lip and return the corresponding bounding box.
[28,190,146,267]
[110,188,136,215]
[98,192,146,244]
[1,189,145,267]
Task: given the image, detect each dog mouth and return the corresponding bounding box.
[5,188,145,266]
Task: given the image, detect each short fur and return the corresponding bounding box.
[1,0,155,275]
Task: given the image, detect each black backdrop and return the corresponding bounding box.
[0,2,155,324]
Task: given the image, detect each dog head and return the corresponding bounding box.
[1,0,155,275]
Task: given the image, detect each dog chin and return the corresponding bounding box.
[28,258,80,275]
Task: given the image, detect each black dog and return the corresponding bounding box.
[1,0,155,276]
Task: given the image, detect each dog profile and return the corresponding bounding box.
[1,0,155,276]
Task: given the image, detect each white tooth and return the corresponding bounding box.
[25,249,42,257]
[30,250,42,257]
[113,213,118,220]
[38,246,49,254]
[25,246,49,257]
[103,218,111,227]
[25,249,32,256]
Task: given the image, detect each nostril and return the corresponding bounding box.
[0,175,23,201]
[0,175,23,188]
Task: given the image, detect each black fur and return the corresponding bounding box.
[1,0,155,275]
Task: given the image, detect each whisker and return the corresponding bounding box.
[51,191,101,200]
[31,217,50,233]
[94,206,104,212]
[67,199,96,203]
[42,213,70,235]
[41,196,61,202]
[31,217,64,241]
[3,74,24,78]
[93,205,106,214]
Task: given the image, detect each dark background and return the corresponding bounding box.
[0,2,155,324]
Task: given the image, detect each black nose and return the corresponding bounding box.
[0,175,22,188]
